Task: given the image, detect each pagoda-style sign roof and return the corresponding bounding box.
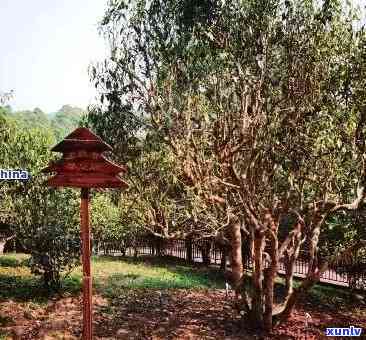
[42,127,128,189]
[51,127,112,153]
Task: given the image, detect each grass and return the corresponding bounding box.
[92,255,225,295]
[0,253,364,339]
[0,253,362,309]
[0,253,36,301]
[0,253,225,304]
[0,332,10,340]
[0,253,29,267]
[274,275,365,309]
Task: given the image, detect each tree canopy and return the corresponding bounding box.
[88,0,366,331]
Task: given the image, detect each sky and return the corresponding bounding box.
[0,0,109,113]
[0,1,364,114]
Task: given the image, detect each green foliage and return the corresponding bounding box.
[320,211,366,257]
[91,193,124,244]
[51,105,85,141]
[321,210,366,289]
[10,108,52,130]
[0,116,55,225]
[0,114,81,288]
[0,105,11,118]
[96,0,366,225]
[4,104,85,141]
[92,0,366,330]
[86,105,142,164]
[14,185,81,288]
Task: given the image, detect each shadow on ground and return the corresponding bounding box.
[0,254,365,339]
[0,273,82,302]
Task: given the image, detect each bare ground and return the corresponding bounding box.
[1,289,365,339]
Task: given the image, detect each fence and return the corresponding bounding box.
[98,238,365,289]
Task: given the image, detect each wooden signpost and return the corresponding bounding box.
[42,128,128,339]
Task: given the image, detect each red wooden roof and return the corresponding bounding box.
[46,174,128,189]
[42,127,129,189]
[42,155,127,175]
[51,127,112,153]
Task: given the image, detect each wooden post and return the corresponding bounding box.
[42,128,128,337]
[81,188,92,340]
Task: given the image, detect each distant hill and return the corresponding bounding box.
[9,107,51,130]
[51,105,85,140]
[3,105,85,141]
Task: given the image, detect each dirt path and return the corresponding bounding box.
[1,289,365,339]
